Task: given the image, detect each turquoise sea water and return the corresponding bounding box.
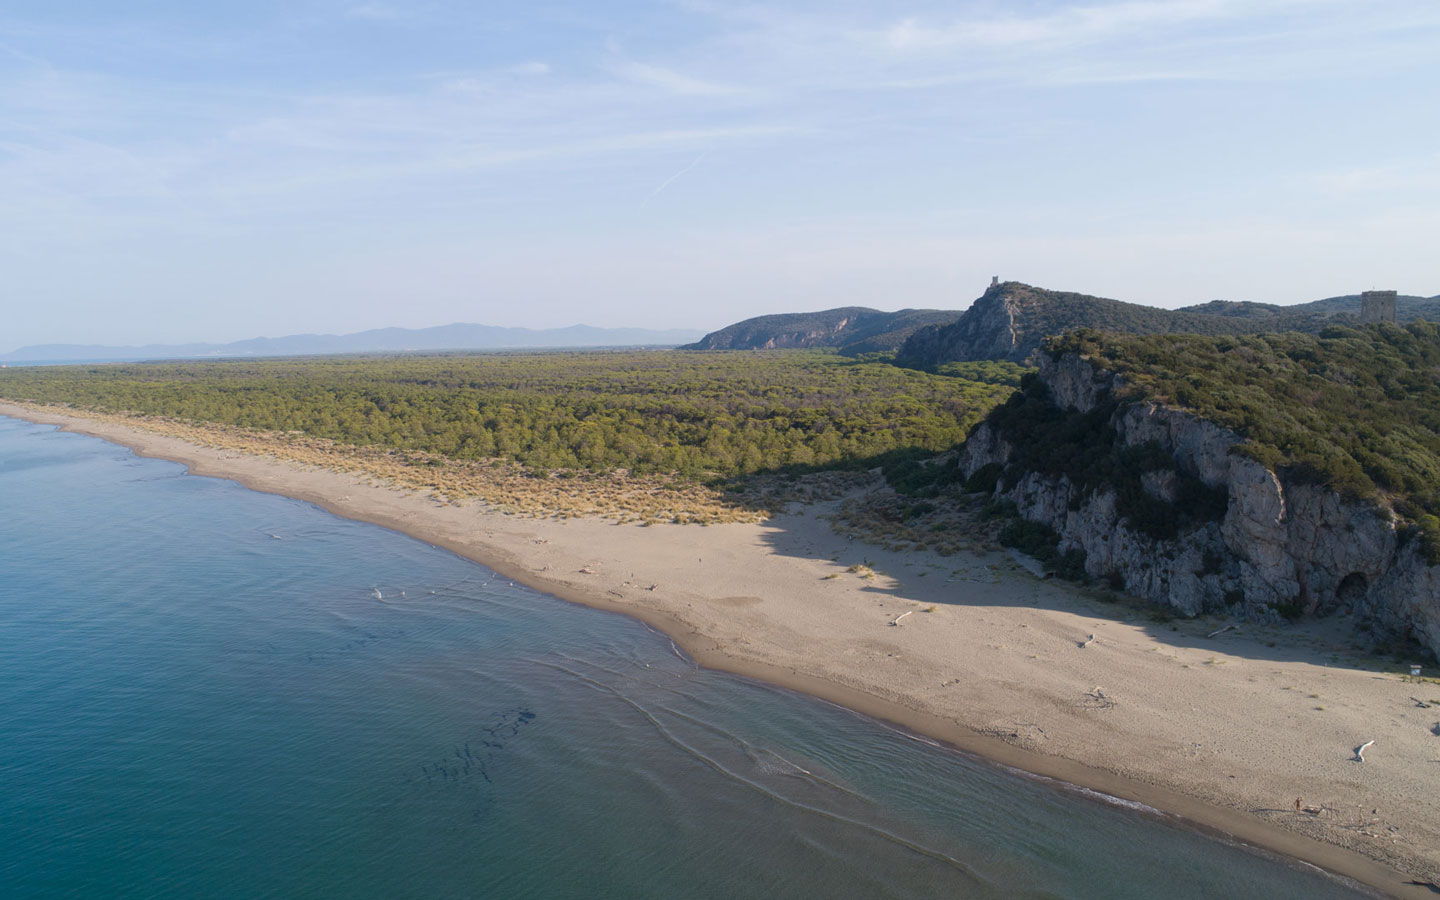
[0,416,1373,899]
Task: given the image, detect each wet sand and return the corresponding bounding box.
[5,401,1437,898]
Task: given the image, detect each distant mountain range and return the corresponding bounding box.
[1,323,706,363]
[681,308,963,354]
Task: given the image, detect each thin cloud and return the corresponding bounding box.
[881,1,1317,51]
[641,152,707,208]
[608,58,740,96]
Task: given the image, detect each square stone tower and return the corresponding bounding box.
[1360,290,1397,324]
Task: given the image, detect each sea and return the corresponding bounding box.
[0,415,1373,899]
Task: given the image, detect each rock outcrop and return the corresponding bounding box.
[959,351,1440,659]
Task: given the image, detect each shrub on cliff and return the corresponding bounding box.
[980,371,1227,540]
[1046,322,1440,557]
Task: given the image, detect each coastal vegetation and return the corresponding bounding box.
[0,350,1026,504]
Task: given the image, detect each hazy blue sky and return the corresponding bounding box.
[3,1,1437,347]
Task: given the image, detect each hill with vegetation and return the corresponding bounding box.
[1260,292,1440,320]
[0,350,1024,479]
[1176,294,1440,322]
[896,282,1356,366]
[955,322,1440,655]
[684,308,962,354]
[1043,323,1440,534]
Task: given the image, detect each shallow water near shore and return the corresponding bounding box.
[0,416,1373,899]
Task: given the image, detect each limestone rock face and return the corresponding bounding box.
[1114,402,1238,487]
[1141,469,1178,503]
[958,422,1013,477]
[901,290,1028,363]
[1222,458,1297,608]
[1368,546,1440,658]
[964,350,1440,658]
[1040,351,1111,413]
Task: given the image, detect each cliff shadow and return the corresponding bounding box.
[739,470,1433,674]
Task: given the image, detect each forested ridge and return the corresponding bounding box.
[896,281,1356,367]
[685,307,962,354]
[0,351,1026,479]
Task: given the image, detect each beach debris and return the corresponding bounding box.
[577,566,597,575]
[1410,664,1423,677]
[1079,687,1115,710]
[1078,633,1097,648]
[1353,739,1375,763]
[983,721,1047,742]
[372,588,383,600]
[1430,722,1440,736]
[1413,697,1434,709]
[1206,624,1238,639]
[889,611,913,627]
[1402,881,1440,895]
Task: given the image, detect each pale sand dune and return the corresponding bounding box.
[5,401,1438,897]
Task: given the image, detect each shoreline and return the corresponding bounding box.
[3,402,1435,899]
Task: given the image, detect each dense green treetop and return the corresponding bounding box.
[0,350,1026,479]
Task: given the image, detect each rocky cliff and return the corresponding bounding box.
[958,350,1440,660]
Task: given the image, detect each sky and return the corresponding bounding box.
[2,0,1438,347]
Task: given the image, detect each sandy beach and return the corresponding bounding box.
[5,400,1438,897]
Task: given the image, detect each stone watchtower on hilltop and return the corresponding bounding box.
[1360,290,1397,324]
